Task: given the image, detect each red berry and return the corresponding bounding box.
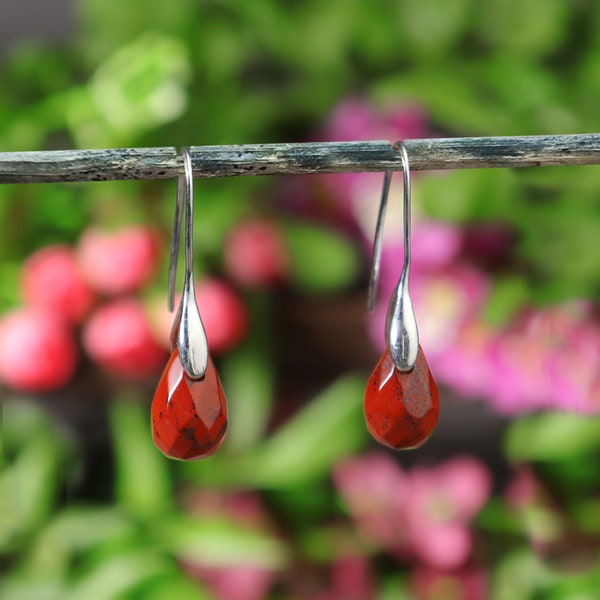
[77,226,161,295]
[82,299,167,378]
[0,308,78,392]
[21,244,96,324]
[224,220,289,288]
[195,278,249,354]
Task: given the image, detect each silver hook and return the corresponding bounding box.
[168,147,208,379]
[367,141,418,372]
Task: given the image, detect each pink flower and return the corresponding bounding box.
[20,245,96,324]
[77,225,161,295]
[412,220,464,272]
[323,97,430,142]
[411,522,472,572]
[0,308,78,392]
[370,220,466,317]
[323,97,381,141]
[481,303,600,415]
[544,348,599,413]
[434,456,493,520]
[186,564,274,600]
[486,331,553,414]
[334,454,491,571]
[224,219,290,288]
[315,98,432,228]
[82,299,167,378]
[368,265,490,357]
[405,457,491,570]
[523,303,600,413]
[333,453,410,550]
[387,102,430,141]
[429,320,497,400]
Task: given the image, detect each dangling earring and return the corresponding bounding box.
[151,147,227,460]
[364,141,439,450]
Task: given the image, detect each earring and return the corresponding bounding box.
[364,141,439,450]
[151,147,227,460]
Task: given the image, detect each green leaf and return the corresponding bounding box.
[66,550,169,600]
[133,572,212,600]
[546,576,600,600]
[284,222,362,293]
[78,0,197,66]
[414,166,520,223]
[397,0,472,56]
[160,515,288,569]
[23,507,136,579]
[241,374,367,488]
[0,576,66,600]
[67,33,192,147]
[505,413,600,462]
[572,499,600,534]
[477,0,569,58]
[110,399,173,519]
[375,66,512,134]
[483,276,529,326]
[492,548,557,600]
[477,498,522,534]
[0,408,73,550]
[220,340,275,452]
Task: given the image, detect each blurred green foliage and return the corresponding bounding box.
[1,0,600,598]
[0,0,598,304]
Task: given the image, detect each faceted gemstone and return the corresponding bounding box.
[364,346,439,450]
[152,348,227,460]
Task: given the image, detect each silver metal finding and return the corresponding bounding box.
[168,146,209,379]
[368,141,419,372]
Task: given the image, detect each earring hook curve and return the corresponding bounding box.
[167,146,209,379]
[368,140,419,372]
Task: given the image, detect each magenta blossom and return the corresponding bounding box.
[368,263,490,359]
[405,457,492,570]
[311,555,375,600]
[428,320,497,400]
[332,452,410,551]
[315,97,432,227]
[185,564,274,600]
[333,453,492,570]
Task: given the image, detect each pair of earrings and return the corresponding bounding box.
[151,143,439,461]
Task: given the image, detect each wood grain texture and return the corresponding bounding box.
[1,135,599,184]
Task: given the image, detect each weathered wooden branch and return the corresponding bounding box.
[0,134,599,184]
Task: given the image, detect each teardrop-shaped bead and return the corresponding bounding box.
[151,348,227,460]
[364,346,439,450]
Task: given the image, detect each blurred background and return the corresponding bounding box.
[1,1,600,598]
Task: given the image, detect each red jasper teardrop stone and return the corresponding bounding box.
[151,348,227,460]
[364,346,439,450]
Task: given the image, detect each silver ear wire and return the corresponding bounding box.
[368,141,419,372]
[168,147,209,379]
